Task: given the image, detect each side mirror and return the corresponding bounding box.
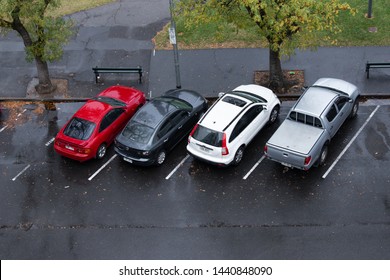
[218,92,225,98]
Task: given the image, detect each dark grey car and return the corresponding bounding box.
[114,89,208,166]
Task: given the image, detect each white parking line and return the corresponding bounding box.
[17,109,27,117]
[45,137,55,146]
[243,155,266,180]
[12,164,31,181]
[165,154,190,180]
[88,154,117,181]
[322,105,380,179]
[0,125,8,133]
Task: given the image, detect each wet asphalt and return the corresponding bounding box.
[0,0,390,260]
[1,100,390,259]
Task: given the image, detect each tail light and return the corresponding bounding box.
[304,156,312,166]
[76,147,91,154]
[55,140,90,154]
[264,145,268,155]
[188,124,198,143]
[221,133,229,156]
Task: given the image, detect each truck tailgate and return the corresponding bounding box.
[267,119,324,155]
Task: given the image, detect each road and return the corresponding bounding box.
[0,99,389,259]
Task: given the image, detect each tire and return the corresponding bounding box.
[232,146,245,166]
[269,105,280,124]
[317,145,328,166]
[349,100,359,118]
[156,150,166,166]
[96,144,107,159]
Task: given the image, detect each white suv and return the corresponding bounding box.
[187,84,281,166]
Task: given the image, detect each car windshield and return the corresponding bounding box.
[192,125,223,147]
[156,96,192,111]
[92,96,126,107]
[63,117,96,140]
[122,121,154,144]
[222,96,247,107]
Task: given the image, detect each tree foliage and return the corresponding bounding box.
[174,0,355,91]
[0,0,73,93]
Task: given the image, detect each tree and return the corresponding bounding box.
[0,0,73,94]
[174,0,355,92]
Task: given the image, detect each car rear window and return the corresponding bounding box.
[64,117,96,140]
[289,111,323,128]
[192,125,223,147]
[122,121,154,144]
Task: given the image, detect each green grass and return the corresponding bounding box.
[328,0,390,46]
[154,0,390,49]
[47,0,115,18]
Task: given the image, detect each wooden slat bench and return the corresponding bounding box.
[365,62,390,79]
[92,66,143,83]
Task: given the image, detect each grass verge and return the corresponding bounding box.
[154,0,390,49]
[48,0,115,17]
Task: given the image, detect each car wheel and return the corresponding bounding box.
[96,144,107,159]
[349,100,359,118]
[156,150,166,166]
[232,146,245,166]
[318,145,328,166]
[269,105,280,124]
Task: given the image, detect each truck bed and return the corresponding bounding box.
[267,119,324,155]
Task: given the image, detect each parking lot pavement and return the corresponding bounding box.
[0,100,389,259]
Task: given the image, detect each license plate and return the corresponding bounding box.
[281,162,292,168]
[65,145,74,151]
[123,157,133,163]
[200,146,211,152]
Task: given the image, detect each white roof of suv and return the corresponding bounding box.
[200,84,272,132]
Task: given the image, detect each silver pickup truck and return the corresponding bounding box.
[264,78,360,170]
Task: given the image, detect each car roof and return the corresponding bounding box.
[132,97,184,129]
[74,99,112,123]
[200,94,248,131]
[199,84,276,132]
[293,86,337,117]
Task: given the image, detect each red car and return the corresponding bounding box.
[54,86,146,162]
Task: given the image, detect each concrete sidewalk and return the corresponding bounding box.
[0,0,389,100]
[149,47,390,98]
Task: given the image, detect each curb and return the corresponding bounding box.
[1,94,390,103]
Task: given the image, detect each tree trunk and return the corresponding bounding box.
[35,56,56,94]
[11,7,55,94]
[268,48,284,93]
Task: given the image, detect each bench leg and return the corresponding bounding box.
[139,72,142,84]
[366,68,370,79]
[95,73,100,83]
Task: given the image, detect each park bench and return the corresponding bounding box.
[92,66,143,83]
[365,62,390,79]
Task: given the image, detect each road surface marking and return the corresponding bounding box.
[88,154,117,181]
[45,137,55,146]
[12,164,31,181]
[322,105,380,179]
[0,125,8,133]
[17,109,27,117]
[165,154,190,180]
[243,155,266,180]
